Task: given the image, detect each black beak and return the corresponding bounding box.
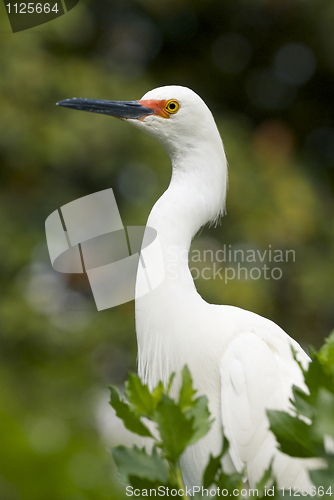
[56,98,155,120]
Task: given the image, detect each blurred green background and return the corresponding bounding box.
[1,0,334,498]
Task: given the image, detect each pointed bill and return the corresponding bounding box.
[56,98,155,120]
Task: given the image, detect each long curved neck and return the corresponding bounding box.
[135,133,227,383]
[146,145,227,288]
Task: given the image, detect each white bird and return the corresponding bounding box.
[58,86,316,489]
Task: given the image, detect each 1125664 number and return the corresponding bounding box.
[6,3,59,13]
[281,486,332,496]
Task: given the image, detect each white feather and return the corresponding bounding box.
[128,86,317,488]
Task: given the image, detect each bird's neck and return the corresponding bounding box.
[146,146,227,286]
[135,139,227,384]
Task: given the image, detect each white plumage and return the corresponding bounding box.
[131,86,314,488]
[59,85,315,488]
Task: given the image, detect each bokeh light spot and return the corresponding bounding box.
[253,120,295,162]
[27,417,69,455]
[274,42,316,85]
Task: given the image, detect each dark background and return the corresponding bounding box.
[1,0,334,498]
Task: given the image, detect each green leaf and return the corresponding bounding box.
[216,470,245,493]
[291,385,313,419]
[186,395,212,445]
[304,355,334,402]
[109,386,153,437]
[125,373,161,417]
[318,331,334,376]
[152,381,164,403]
[267,410,318,458]
[112,445,170,485]
[154,393,194,462]
[203,437,229,488]
[179,366,196,410]
[166,372,176,394]
[313,388,334,439]
[128,475,172,493]
[203,453,222,489]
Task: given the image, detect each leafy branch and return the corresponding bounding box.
[110,332,334,498]
[268,331,334,491]
[110,367,213,498]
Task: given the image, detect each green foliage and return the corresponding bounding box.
[268,410,318,458]
[125,373,163,416]
[318,335,334,377]
[112,446,170,485]
[110,366,214,494]
[110,367,273,498]
[202,438,245,495]
[268,331,334,491]
[111,336,334,498]
[109,386,153,438]
[154,393,195,462]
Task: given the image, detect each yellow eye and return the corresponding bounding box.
[164,99,180,114]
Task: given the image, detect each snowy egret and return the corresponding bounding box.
[58,86,315,488]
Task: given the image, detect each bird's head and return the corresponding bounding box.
[57,85,224,161]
